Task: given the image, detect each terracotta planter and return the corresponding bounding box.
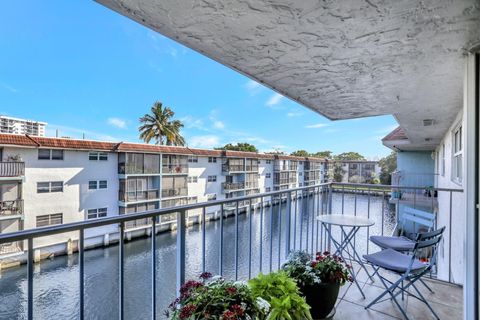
[301,283,340,319]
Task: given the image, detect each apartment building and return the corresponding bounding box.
[0,134,326,259]
[0,116,47,137]
[328,160,380,184]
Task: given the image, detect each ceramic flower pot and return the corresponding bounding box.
[301,282,340,319]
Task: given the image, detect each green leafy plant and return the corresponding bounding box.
[166,272,265,319]
[282,251,353,288]
[248,271,312,320]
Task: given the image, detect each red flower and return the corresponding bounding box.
[199,272,213,280]
[222,310,237,320]
[180,280,203,296]
[323,251,330,256]
[226,287,237,295]
[179,304,196,319]
[231,304,244,316]
[311,261,318,268]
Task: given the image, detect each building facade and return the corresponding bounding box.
[0,116,47,137]
[0,134,326,260]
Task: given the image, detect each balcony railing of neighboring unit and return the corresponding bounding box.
[162,165,188,174]
[119,190,160,202]
[244,181,259,189]
[273,165,297,171]
[0,199,23,217]
[222,182,245,192]
[222,164,245,173]
[0,182,463,318]
[119,164,161,175]
[245,165,259,172]
[0,162,25,177]
[161,188,188,198]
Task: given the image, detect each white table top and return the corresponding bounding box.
[317,214,375,227]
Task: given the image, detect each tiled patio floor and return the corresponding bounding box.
[334,266,463,319]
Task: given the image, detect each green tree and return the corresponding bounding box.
[333,163,345,182]
[215,142,258,152]
[379,151,397,185]
[139,101,185,146]
[334,152,366,161]
[312,151,333,159]
[290,150,309,157]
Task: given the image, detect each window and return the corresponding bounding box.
[36,213,63,227]
[208,157,217,163]
[99,180,108,189]
[265,187,271,192]
[207,175,217,182]
[266,160,271,164]
[89,151,108,161]
[188,156,198,163]
[266,173,271,178]
[188,176,198,183]
[88,181,98,190]
[207,194,217,201]
[452,125,463,183]
[299,183,303,187]
[87,207,108,219]
[37,181,63,193]
[38,149,64,160]
[299,172,303,176]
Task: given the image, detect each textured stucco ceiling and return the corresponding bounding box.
[95,0,480,149]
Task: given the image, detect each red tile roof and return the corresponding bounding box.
[0,133,325,161]
[382,126,408,141]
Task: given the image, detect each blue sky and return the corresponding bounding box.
[0,1,397,159]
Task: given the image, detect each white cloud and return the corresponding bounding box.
[107,117,127,129]
[245,79,263,95]
[181,116,208,131]
[0,82,19,93]
[188,135,220,149]
[287,111,303,117]
[305,123,329,129]
[212,120,225,130]
[266,93,284,107]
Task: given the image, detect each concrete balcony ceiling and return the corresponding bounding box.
[96,0,480,149]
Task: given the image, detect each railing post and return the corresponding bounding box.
[285,192,291,258]
[27,237,34,320]
[328,184,333,215]
[176,210,186,295]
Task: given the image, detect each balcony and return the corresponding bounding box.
[0,162,25,177]
[162,164,188,175]
[161,187,188,198]
[119,190,160,203]
[0,183,463,319]
[0,199,23,218]
[222,164,245,173]
[222,181,245,192]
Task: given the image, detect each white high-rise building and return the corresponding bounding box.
[0,116,47,137]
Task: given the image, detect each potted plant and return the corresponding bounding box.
[248,271,312,320]
[165,272,266,319]
[282,251,352,319]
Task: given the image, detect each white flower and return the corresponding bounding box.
[234,280,248,287]
[256,297,271,313]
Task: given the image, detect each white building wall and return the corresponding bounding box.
[434,110,466,284]
[3,147,118,248]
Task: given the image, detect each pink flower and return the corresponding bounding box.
[179,304,196,319]
[226,287,237,295]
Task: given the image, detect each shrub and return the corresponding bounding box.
[282,251,353,288]
[166,272,263,319]
[248,272,312,320]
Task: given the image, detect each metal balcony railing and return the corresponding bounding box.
[0,199,23,217]
[161,187,188,198]
[222,164,244,173]
[162,164,188,174]
[0,182,463,319]
[119,190,160,202]
[222,182,245,192]
[0,162,25,177]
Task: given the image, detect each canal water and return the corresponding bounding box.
[0,193,395,320]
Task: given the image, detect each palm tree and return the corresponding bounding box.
[139,101,185,146]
